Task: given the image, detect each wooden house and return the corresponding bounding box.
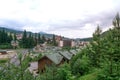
[38,52,63,72]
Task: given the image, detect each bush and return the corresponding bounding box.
[71,55,90,76]
[97,63,120,80]
[0,43,12,49]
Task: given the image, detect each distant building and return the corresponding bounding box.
[16,34,22,40]
[58,39,76,47]
[0,50,7,55]
[55,36,62,43]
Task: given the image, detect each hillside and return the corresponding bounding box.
[0,27,54,38]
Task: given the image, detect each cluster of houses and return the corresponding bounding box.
[15,33,89,48]
[28,49,80,75]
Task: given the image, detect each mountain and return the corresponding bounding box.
[76,37,92,41]
[0,27,59,39]
[0,27,23,33]
[39,32,54,38]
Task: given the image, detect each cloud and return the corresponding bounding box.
[0,0,120,38]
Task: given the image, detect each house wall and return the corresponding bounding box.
[58,40,63,47]
[38,56,53,72]
[63,40,71,47]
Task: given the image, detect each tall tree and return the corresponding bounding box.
[21,30,27,48]
[38,34,42,44]
[89,25,102,67]
[52,35,57,46]
[14,33,17,41]
[103,13,120,74]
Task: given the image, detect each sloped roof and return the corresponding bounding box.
[69,50,77,55]
[46,52,63,65]
[76,49,81,52]
[59,51,73,60]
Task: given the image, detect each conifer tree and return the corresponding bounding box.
[89,25,102,67]
[103,13,120,74]
[52,35,57,46]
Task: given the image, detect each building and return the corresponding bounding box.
[38,52,64,72]
[69,50,77,55]
[58,51,73,62]
[0,50,7,55]
[58,39,75,47]
[16,34,22,40]
[55,36,62,43]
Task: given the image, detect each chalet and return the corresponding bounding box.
[38,52,63,72]
[58,51,73,62]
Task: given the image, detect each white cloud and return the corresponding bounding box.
[0,0,120,38]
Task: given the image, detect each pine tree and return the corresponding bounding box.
[38,34,42,44]
[52,35,57,46]
[103,13,120,74]
[21,30,27,48]
[34,33,38,45]
[89,25,102,67]
[14,33,17,41]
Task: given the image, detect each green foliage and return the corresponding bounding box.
[97,63,120,80]
[71,55,90,76]
[0,43,12,49]
[56,63,74,80]
[0,29,13,48]
[88,25,102,67]
[52,35,57,46]
[20,31,35,48]
[62,46,71,51]
[0,59,8,63]
[96,13,120,80]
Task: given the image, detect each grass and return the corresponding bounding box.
[77,69,101,80]
[0,59,8,64]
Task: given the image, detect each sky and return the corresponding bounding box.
[0,0,120,38]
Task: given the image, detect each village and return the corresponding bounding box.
[0,34,89,76]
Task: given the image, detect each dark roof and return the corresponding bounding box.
[59,51,73,60]
[69,50,77,55]
[46,52,63,65]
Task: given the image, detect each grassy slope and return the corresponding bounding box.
[77,69,101,80]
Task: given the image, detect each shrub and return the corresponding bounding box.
[71,55,90,76]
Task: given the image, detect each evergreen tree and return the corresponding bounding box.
[14,33,17,41]
[41,35,46,43]
[27,32,35,48]
[103,13,120,74]
[21,30,27,48]
[89,25,102,67]
[34,33,38,45]
[52,35,57,46]
[38,34,42,44]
